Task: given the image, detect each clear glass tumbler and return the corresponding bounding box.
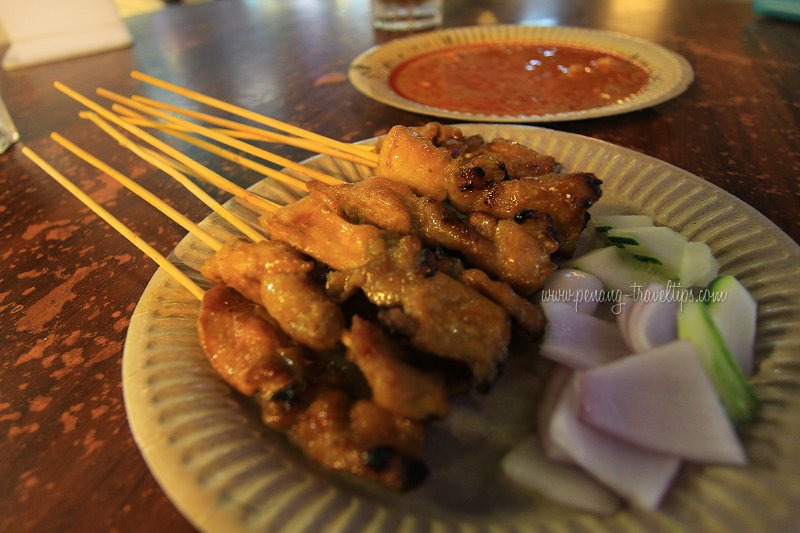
[372,0,443,31]
[0,95,19,154]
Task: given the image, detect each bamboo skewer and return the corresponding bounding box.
[97,88,343,186]
[110,102,339,197]
[22,146,206,301]
[50,132,223,253]
[130,70,380,163]
[54,82,279,219]
[79,111,268,243]
[129,95,378,168]
[111,104,308,194]
[122,115,274,142]
[30,78,381,305]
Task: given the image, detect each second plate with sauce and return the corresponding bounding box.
[349,25,694,122]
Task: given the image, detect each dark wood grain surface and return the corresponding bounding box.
[0,0,798,531]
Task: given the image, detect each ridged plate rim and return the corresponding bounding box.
[123,124,800,533]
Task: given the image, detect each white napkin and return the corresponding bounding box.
[0,0,133,70]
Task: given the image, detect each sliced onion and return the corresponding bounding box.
[625,283,678,353]
[502,435,620,514]
[540,302,629,368]
[579,340,746,464]
[536,364,574,463]
[546,372,681,510]
[616,294,635,351]
[541,268,604,315]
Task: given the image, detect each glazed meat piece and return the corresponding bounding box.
[470,137,557,178]
[290,389,428,491]
[468,173,602,256]
[260,192,388,271]
[327,235,510,384]
[417,122,557,174]
[199,286,428,491]
[376,124,556,201]
[343,316,449,421]
[410,121,466,145]
[201,239,344,351]
[376,124,458,201]
[410,122,557,178]
[259,186,511,383]
[314,176,414,234]
[309,177,558,295]
[464,210,558,294]
[376,124,601,255]
[460,269,545,335]
[197,285,304,396]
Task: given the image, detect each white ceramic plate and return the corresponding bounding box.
[349,25,694,122]
[123,125,800,532]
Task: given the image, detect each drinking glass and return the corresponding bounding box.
[372,0,443,31]
[0,95,19,153]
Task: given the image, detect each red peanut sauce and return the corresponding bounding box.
[389,43,650,116]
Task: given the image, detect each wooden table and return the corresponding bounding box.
[1,0,798,531]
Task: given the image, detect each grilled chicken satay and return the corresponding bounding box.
[261,194,511,385]
[201,238,344,351]
[413,121,558,178]
[343,316,449,421]
[376,124,602,255]
[308,177,558,295]
[325,235,509,384]
[198,284,305,397]
[198,285,428,491]
[276,178,545,333]
[290,389,428,491]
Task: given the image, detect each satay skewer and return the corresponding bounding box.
[110,104,348,196]
[54,82,278,216]
[127,95,378,167]
[21,146,206,301]
[78,111,269,243]
[111,104,308,195]
[50,132,224,252]
[96,87,343,186]
[130,70,379,163]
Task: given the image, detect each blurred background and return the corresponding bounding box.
[0,0,211,44]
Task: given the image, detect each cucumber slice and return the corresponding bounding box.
[606,227,687,280]
[568,246,665,293]
[707,275,757,376]
[593,215,654,234]
[677,300,759,424]
[680,241,719,287]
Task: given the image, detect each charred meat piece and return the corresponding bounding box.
[197,285,305,396]
[327,235,510,385]
[460,268,545,335]
[464,210,558,294]
[473,173,602,256]
[309,177,558,295]
[201,239,344,351]
[290,389,428,491]
[199,285,428,491]
[260,188,511,384]
[469,137,557,178]
[410,122,557,177]
[343,316,449,421]
[376,124,601,255]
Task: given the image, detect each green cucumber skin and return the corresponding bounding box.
[706,274,757,375]
[568,246,664,292]
[632,254,663,266]
[678,301,758,424]
[607,236,640,246]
